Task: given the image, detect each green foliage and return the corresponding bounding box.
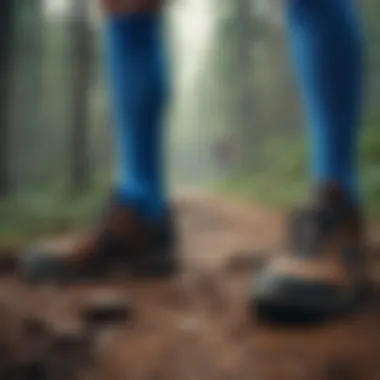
[218,136,308,209]
[360,124,380,213]
[258,137,308,180]
[0,182,109,244]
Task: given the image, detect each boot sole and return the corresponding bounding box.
[248,281,373,326]
[22,249,180,284]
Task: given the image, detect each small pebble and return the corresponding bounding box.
[82,292,132,326]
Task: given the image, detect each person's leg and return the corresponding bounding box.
[21,0,177,282]
[103,0,169,220]
[251,0,367,322]
[287,0,364,202]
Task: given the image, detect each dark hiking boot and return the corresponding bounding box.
[20,197,178,283]
[249,184,370,324]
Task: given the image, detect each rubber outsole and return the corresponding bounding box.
[248,282,374,327]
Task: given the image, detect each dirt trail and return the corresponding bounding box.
[0,193,379,380]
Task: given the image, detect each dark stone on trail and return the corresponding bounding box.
[0,251,17,275]
[21,362,47,380]
[82,292,132,326]
[51,323,89,353]
[22,317,50,339]
[0,343,12,378]
[4,361,47,380]
[324,361,359,380]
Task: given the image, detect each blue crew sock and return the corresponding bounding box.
[105,12,169,220]
[286,0,364,203]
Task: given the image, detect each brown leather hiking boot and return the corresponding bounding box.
[249,184,370,324]
[20,197,178,283]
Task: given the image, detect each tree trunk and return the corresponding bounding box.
[233,0,256,172]
[0,0,15,196]
[69,0,92,194]
[13,0,44,189]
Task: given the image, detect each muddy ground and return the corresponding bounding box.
[0,193,379,380]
